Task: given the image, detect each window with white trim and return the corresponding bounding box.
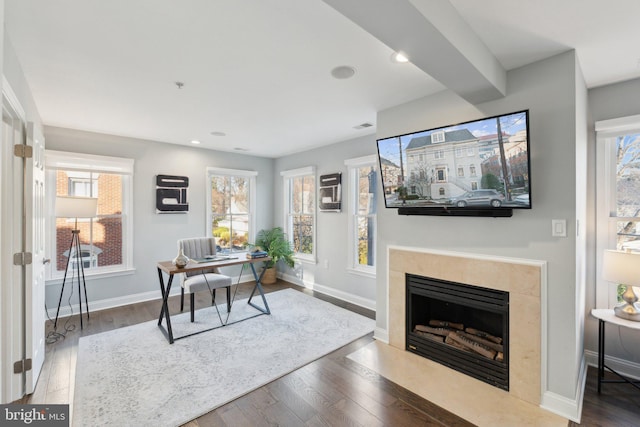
[281,166,315,261]
[206,167,257,252]
[345,155,377,275]
[45,150,134,281]
[595,115,640,308]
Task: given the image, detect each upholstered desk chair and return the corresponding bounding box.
[178,237,232,322]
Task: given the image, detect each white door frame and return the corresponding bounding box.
[0,78,44,402]
[1,86,26,402]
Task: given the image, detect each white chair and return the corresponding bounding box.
[178,237,232,322]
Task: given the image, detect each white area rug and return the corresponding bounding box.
[73,289,374,427]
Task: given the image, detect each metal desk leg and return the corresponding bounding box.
[598,319,604,393]
[247,263,271,315]
[157,268,175,344]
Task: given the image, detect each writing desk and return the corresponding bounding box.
[157,256,271,344]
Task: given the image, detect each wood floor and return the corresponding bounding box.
[17,280,640,426]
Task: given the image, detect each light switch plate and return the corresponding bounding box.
[552,219,567,237]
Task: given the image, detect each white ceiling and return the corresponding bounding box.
[5,0,640,158]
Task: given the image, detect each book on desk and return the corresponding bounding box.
[246,250,268,259]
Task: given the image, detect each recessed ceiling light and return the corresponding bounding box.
[210,131,226,137]
[391,51,409,63]
[190,140,201,144]
[331,65,356,79]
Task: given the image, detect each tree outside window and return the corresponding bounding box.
[291,175,314,255]
[207,168,257,253]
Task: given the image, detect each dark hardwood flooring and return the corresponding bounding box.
[16,280,640,426]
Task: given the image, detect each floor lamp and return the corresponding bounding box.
[54,195,98,330]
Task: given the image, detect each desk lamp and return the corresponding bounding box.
[603,249,640,321]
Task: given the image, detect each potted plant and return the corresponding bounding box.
[252,227,295,284]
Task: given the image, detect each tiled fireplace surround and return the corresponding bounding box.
[388,247,544,405]
[351,246,569,425]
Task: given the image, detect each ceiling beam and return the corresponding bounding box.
[322,0,506,104]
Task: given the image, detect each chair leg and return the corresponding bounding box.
[226,286,231,312]
[190,293,195,323]
[211,288,216,305]
[180,287,185,312]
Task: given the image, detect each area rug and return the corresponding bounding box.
[73,289,375,427]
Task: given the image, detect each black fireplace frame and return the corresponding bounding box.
[406,273,510,390]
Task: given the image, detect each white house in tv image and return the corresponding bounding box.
[405,128,482,200]
[377,111,530,208]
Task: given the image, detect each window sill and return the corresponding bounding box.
[46,267,137,286]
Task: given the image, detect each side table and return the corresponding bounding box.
[591,308,640,393]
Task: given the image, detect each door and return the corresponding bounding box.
[1,98,24,402]
[0,93,45,401]
[25,122,46,393]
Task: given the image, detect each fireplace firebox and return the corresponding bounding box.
[406,273,509,390]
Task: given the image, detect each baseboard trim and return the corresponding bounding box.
[584,348,640,380]
[373,327,389,343]
[48,273,252,319]
[279,272,376,311]
[540,354,587,423]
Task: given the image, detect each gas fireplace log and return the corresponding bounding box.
[457,331,504,353]
[444,336,472,353]
[414,330,445,343]
[465,327,503,344]
[447,332,498,360]
[414,324,453,337]
[495,352,504,362]
[428,320,464,330]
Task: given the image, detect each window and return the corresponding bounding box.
[470,165,477,177]
[471,181,478,190]
[457,166,464,177]
[345,155,376,275]
[432,131,445,143]
[434,150,444,159]
[436,167,447,182]
[206,167,257,253]
[45,150,134,281]
[282,166,315,261]
[455,148,463,157]
[595,115,640,308]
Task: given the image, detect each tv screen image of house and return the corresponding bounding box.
[376,110,531,210]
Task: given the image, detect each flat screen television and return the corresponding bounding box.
[376,110,531,217]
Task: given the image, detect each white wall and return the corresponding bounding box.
[273,133,378,309]
[44,126,274,310]
[586,77,640,370]
[375,51,584,409]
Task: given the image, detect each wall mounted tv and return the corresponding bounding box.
[376,110,531,217]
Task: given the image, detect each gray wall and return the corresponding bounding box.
[273,134,378,307]
[586,77,640,366]
[375,51,583,401]
[44,126,274,309]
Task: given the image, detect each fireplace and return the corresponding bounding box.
[406,273,509,390]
